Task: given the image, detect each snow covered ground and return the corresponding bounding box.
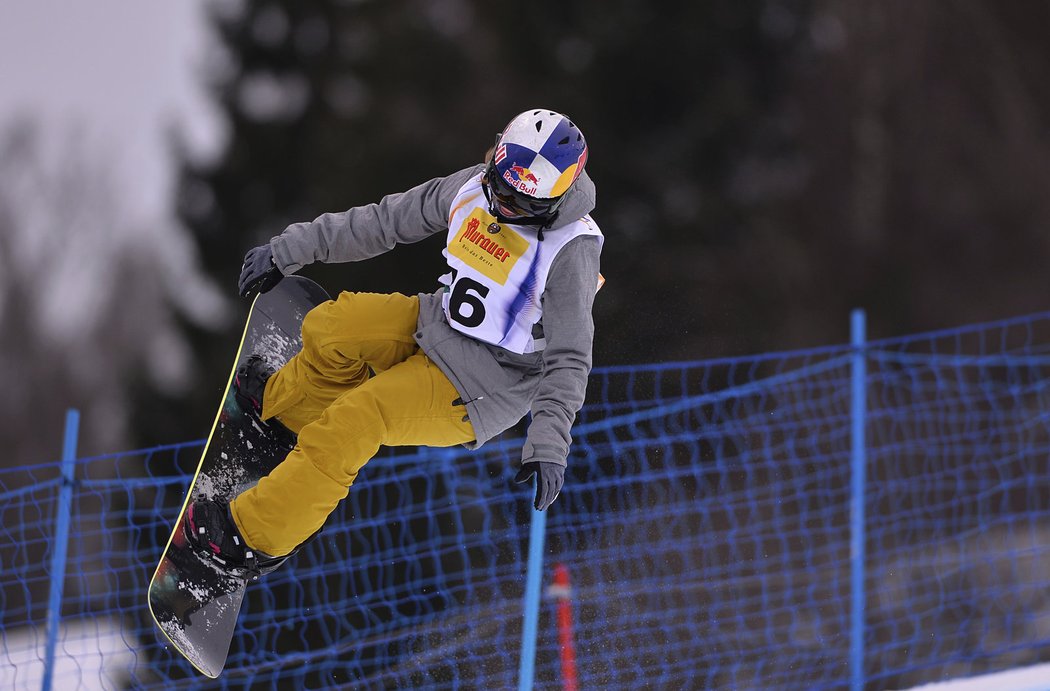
[900,662,1050,691]
[1,618,138,690]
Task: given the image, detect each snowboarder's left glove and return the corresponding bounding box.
[514,461,565,511]
[239,244,283,298]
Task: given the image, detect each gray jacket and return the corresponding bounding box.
[269,164,602,466]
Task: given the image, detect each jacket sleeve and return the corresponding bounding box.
[520,234,603,467]
[269,165,482,274]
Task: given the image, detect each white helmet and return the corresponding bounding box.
[483,109,588,224]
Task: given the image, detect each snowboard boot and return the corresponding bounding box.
[183,499,291,581]
[234,355,297,450]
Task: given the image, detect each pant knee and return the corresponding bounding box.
[300,304,331,353]
[298,388,388,468]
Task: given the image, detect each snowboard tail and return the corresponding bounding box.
[147,277,330,677]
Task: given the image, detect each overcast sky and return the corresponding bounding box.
[0,0,230,400]
[0,0,222,223]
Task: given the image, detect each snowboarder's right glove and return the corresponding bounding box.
[239,244,284,298]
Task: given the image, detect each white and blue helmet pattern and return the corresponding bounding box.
[492,109,588,202]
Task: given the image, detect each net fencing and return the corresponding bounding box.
[3,311,1050,689]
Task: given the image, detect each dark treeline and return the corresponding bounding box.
[140,0,1050,447]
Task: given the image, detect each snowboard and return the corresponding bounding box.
[148,276,330,678]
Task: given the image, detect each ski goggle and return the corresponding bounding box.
[483,161,563,220]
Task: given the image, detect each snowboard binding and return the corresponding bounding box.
[234,355,297,451]
[183,499,290,582]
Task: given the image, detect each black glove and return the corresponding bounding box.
[514,461,565,511]
[238,244,284,298]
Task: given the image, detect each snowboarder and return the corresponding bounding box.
[185,108,603,575]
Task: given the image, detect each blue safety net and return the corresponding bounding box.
[4,312,1050,689]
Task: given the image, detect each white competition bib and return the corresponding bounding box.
[439,174,602,354]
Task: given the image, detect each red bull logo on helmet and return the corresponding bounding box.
[504,165,540,195]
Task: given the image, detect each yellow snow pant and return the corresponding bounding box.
[229,291,476,557]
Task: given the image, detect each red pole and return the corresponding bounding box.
[550,563,579,691]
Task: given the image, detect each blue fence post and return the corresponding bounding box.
[517,504,548,691]
[42,409,79,691]
[849,310,867,691]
